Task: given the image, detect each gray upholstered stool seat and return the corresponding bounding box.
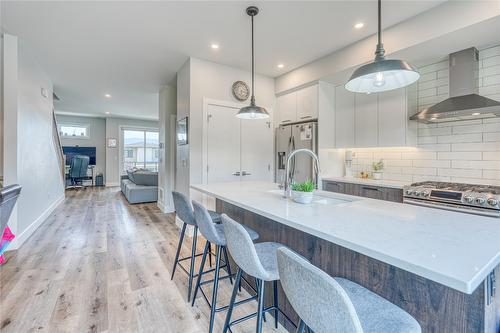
[253,242,282,281]
[334,277,421,333]
[208,210,222,223]
[222,214,295,333]
[277,247,421,333]
[191,201,261,333]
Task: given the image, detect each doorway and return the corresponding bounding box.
[202,99,273,184]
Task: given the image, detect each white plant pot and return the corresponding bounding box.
[291,190,314,204]
[372,171,383,180]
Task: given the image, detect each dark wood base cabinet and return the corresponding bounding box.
[216,199,499,333]
[322,180,403,202]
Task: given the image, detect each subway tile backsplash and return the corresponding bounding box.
[350,45,500,186]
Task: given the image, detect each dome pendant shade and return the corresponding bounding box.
[237,6,269,120]
[236,104,269,120]
[345,0,419,93]
[345,58,420,93]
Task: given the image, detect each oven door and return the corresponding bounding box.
[403,198,500,218]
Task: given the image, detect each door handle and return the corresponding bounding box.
[233,171,241,176]
[242,171,251,176]
[362,186,380,192]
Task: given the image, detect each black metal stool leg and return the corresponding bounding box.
[191,241,210,306]
[208,245,222,333]
[255,279,266,322]
[223,268,243,333]
[222,246,233,284]
[256,279,265,333]
[296,319,305,333]
[171,222,187,280]
[273,280,279,329]
[208,242,213,268]
[187,226,198,302]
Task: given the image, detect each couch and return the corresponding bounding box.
[120,170,158,204]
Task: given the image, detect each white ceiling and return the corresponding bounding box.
[2,1,446,120]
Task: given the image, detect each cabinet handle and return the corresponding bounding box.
[362,186,380,192]
[281,119,291,123]
[242,171,251,176]
[232,171,241,176]
[300,116,312,119]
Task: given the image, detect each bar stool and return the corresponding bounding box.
[191,201,260,333]
[276,247,422,333]
[221,214,294,333]
[171,191,220,302]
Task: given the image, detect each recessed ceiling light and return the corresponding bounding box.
[277,63,284,69]
[105,111,110,115]
[104,93,111,98]
[354,22,364,29]
[430,117,437,120]
[472,112,480,116]
[211,43,219,50]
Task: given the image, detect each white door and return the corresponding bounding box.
[240,118,273,181]
[206,104,241,183]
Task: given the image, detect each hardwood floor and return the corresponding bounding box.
[0,187,287,333]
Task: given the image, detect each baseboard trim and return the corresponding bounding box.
[10,193,65,249]
[157,201,174,213]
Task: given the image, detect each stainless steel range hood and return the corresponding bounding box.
[410,47,500,123]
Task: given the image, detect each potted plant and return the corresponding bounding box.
[290,180,315,204]
[372,159,384,180]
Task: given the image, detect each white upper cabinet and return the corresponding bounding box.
[276,92,297,125]
[378,88,415,147]
[297,84,319,121]
[334,85,416,148]
[276,84,318,125]
[354,93,378,147]
[334,85,355,148]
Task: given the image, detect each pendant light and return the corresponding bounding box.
[345,0,419,93]
[236,6,269,119]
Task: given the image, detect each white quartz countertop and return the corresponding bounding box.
[191,181,500,294]
[322,176,409,189]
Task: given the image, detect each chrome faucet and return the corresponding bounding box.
[283,148,321,198]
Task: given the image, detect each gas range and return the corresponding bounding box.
[403,181,500,217]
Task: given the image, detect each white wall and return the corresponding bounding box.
[105,117,159,186]
[158,85,176,212]
[0,33,4,179]
[344,45,500,186]
[3,35,65,248]
[175,60,190,195]
[175,57,276,195]
[56,114,106,180]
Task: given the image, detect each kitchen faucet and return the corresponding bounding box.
[283,148,321,198]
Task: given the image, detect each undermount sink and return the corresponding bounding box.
[266,189,353,206]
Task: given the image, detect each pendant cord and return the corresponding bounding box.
[378,0,381,46]
[375,0,385,60]
[251,13,255,105]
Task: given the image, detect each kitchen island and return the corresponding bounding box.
[191,181,500,333]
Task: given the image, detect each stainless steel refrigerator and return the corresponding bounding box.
[275,121,318,185]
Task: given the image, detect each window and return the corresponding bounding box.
[124,149,134,158]
[122,129,159,172]
[58,124,90,139]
